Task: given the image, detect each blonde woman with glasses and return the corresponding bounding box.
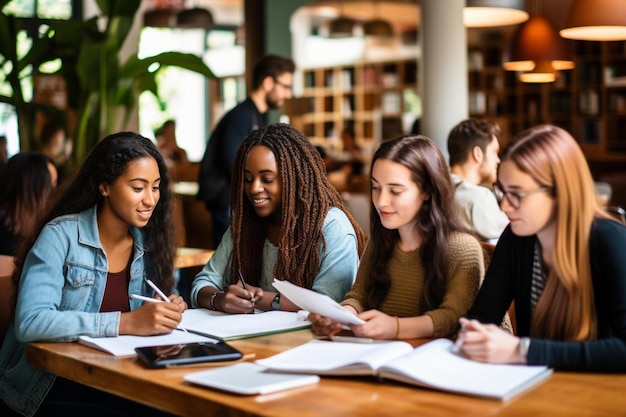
[457,124,626,372]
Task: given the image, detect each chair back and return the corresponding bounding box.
[0,256,15,345]
[0,274,14,345]
[606,206,626,224]
[0,255,14,276]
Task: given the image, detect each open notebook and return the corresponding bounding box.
[255,338,553,401]
[79,309,310,356]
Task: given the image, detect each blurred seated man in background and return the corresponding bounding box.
[447,119,508,242]
[326,127,367,193]
[155,119,192,181]
[155,120,189,167]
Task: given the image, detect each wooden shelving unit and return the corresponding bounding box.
[468,29,626,165]
[289,59,418,157]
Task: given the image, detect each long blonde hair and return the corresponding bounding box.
[502,125,607,341]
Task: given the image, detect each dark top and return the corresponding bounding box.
[0,221,17,256]
[99,263,131,313]
[197,98,266,207]
[468,219,626,372]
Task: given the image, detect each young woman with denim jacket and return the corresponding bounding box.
[0,132,183,416]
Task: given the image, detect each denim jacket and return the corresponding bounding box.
[0,205,155,416]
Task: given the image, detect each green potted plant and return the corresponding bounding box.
[0,0,214,160]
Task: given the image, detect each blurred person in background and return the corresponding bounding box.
[0,152,57,256]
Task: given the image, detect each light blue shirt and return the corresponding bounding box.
[0,205,156,416]
[191,207,359,307]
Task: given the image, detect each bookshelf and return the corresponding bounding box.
[468,29,626,165]
[289,60,418,157]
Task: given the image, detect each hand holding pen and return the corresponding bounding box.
[454,318,524,363]
[218,270,263,314]
[238,269,256,314]
[119,280,188,336]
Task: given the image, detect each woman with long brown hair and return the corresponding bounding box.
[0,152,57,256]
[459,124,626,371]
[191,123,366,313]
[311,135,483,339]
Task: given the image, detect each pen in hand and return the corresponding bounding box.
[238,269,255,313]
[144,279,188,333]
[452,329,465,353]
[130,294,162,303]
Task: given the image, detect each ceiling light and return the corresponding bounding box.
[464,0,528,28]
[560,0,626,41]
[519,60,556,83]
[504,15,574,72]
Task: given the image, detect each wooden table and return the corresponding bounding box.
[26,330,626,417]
[174,247,214,269]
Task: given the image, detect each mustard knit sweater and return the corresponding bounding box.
[341,232,484,338]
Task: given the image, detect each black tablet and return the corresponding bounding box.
[135,342,243,368]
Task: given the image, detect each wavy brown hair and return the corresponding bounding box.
[364,135,466,310]
[502,125,609,341]
[228,123,366,289]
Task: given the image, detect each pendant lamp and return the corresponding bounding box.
[519,60,556,83]
[560,0,626,41]
[464,0,528,28]
[503,15,574,73]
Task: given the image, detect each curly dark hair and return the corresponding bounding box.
[364,135,465,310]
[229,123,366,289]
[12,132,177,293]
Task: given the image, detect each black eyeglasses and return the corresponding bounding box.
[493,182,552,209]
[273,77,293,91]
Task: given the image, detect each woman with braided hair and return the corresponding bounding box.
[191,123,366,313]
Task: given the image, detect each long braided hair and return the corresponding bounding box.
[229,123,366,289]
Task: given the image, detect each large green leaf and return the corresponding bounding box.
[120,52,215,79]
[18,33,54,73]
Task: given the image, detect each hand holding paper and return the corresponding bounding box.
[272,279,365,326]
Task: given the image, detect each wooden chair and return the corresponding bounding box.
[480,242,516,335]
[0,255,15,345]
[606,206,626,224]
[0,254,14,276]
